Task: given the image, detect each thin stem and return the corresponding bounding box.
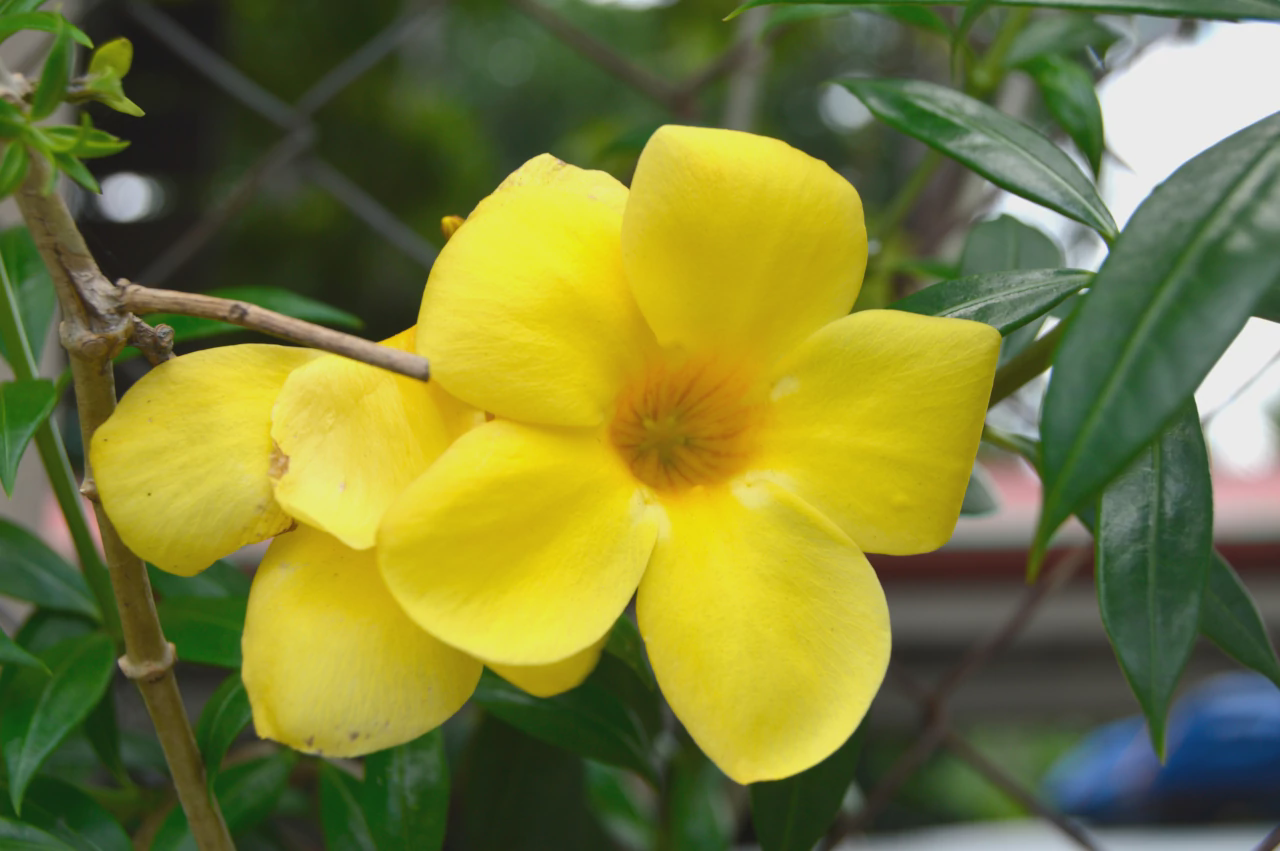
[989,322,1065,407]
[14,151,233,851]
[120,283,431,381]
[0,238,121,642]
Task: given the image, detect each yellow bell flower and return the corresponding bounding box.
[377,125,1001,784]
[90,328,599,756]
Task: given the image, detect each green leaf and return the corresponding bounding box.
[83,688,130,786]
[10,777,132,851]
[0,12,90,49]
[1037,111,1280,566]
[1004,14,1121,67]
[146,286,363,343]
[147,559,250,600]
[472,660,658,785]
[0,816,76,850]
[156,597,245,668]
[1201,552,1280,689]
[1024,55,1105,177]
[867,5,951,34]
[87,38,131,78]
[361,729,449,851]
[39,126,129,160]
[960,214,1063,276]
[0,627,46,672]
[668,745,732,851]
[751,723,866,851]
[195,673,251,779]
[319,764,377,851]
[0,632,115,813]
[891,268,1089,335]
[151,751,297,851]
[732,0,1280,23]
[585,761,656,851]
[960,465,998,515]
[840,79,1116,239]
[31,23,72,121]
[0,379,56,496]
[0,517,97,619]
[1096,407,1212,758]
[51,153,97,194]
[604,615,656,692]
[0,226,57,366]
[0,143,29,197]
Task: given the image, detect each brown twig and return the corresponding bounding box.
[119,282,431,381]
[15,153,234,851]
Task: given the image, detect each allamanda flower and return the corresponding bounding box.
[377,125,1001,783]
[92,328,606,756]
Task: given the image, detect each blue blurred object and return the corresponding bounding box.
[1043,673,1280,823]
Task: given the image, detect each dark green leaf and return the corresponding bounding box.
[733,0,1280,23]
[891,268,1089,335]
[0,627,46,672]
[1037,111,1280,564]
[0,517,97,619]
[585,761,655,851]
[458,716,611,851]
[157,597,245,668]
[0,142,29,196]
[1254,282,1280,323]
[51,153,97,194]
[868,5,951,34]
[0,816,76,850]
[0,100,26,138]
[473,662,658,785]
[146,286,362,344]
[960,214,1063,276]
[319,764,377,851]
[147,560,250,600]
[31,24,72,121]
[668,744,732,851]
[12,777,132,851]
[83,688,129,786]
[0,379,56,496]
[0,12,90,49]
[1,632,115,812]
[604,615,656,692]
[840,79,1116,238]
[751,723,866,851]
[1096,407,1212,757]
[960,465,998,515]
[362,729,449,851]
[12,611,95,655]
[1201,552,1280,688]
[195,673,251,779]
[150,751,297,851]
[1025,55,1105,176]
[0,227,57,365]
[1005,14,1121,67]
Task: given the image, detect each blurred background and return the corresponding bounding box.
[2,0,1279,847]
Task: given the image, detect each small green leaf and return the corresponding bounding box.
[51,153,97,194]
[362,729,449,851]
[10,777,132,851]
[156,597,245,668]
[31,23,73,121]
[1037,111,1280,566]
[87,37,131,78]
[604,615,656,692]
[147,559,250,600]
[840,78,1116,239]
[891,268,1089,335]
[0,12,90,49]
[585,761,656,850]
[472,659,658,785]
[0,142,29,197]
[960,214,1064,276]
[146,286,363,344]
[0,816,76,850]
[960,464,998,516]
[0,227,57,366]
[1004,14,1121,67]
[0,99,26,138]
[195,673,252,780]
[0,632,115,813]
[0,517,98,619]
[319,764,377,851]
[39,125,129,159]
[1201,553,1280,689]
[0,379,56,496]
[0,627,47,672]
[751,723,866,851]
[731,0,1280,23]
[150,751,297,851]
[668,744,732,851]
[84,687,130,786]
[1024,54,1105,177]
[1096,407,1212,758]
[867,5,951,34]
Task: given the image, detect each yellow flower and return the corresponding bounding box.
[91,328,600,756]
[377,126,1001,783]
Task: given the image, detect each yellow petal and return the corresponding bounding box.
[489,635,607,698]
[417,184,655,427]
[270,328,480,550]
[758,309,1000,555]
[91,345,318,576]
[483,153,627,215]
[378,420,658,665]
[241,525,482,757]
[623,125,867,366]
[637,480,889,784]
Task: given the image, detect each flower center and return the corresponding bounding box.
[609,357,760,492]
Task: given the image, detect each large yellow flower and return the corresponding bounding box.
[377,126,1001,783]
[90,328,600,756]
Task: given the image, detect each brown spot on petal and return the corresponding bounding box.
[269,441,289,481]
